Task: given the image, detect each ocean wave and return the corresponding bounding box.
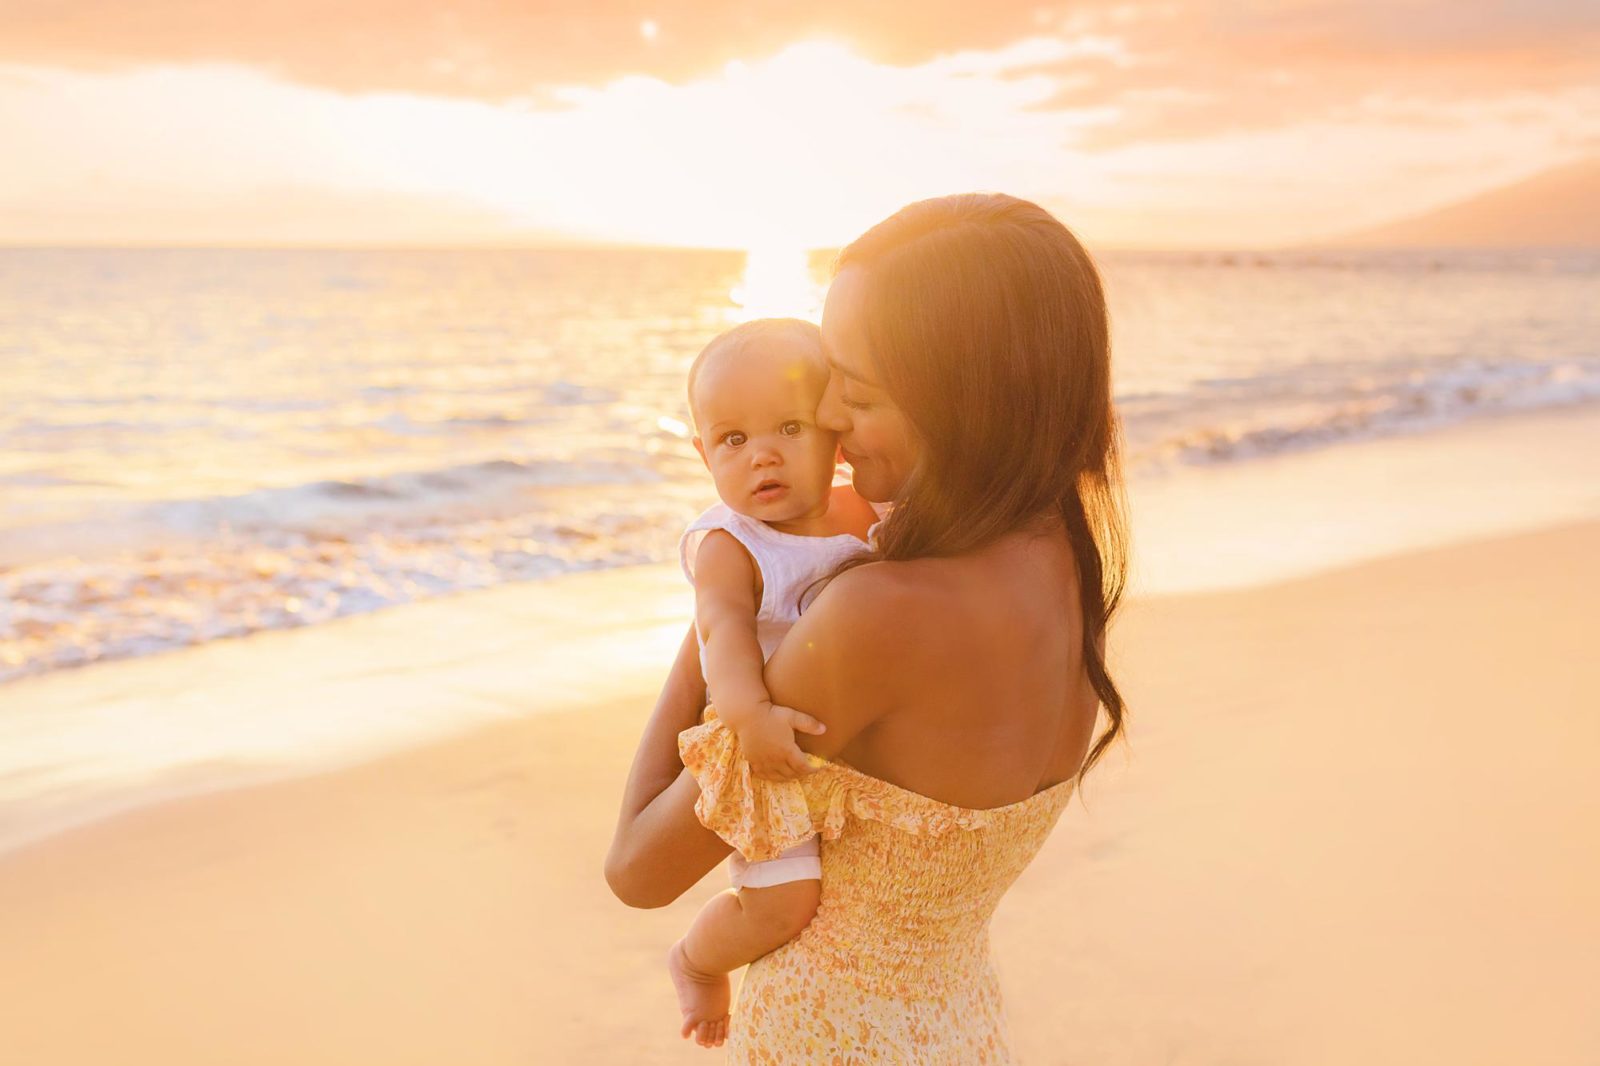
[0,481,701,686]
[148,454,667,530]
[0,471,109,488]
[0,452,679,572]
[1141,358,1600,466]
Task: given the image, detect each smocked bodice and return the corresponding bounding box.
[677,706,1077,1003]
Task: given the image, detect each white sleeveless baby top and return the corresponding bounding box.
[677,501,882,669]
[678,497,888,888]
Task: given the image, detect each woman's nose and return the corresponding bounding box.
[816,376,851,433]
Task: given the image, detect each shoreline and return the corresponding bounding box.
[0,515,1593,1063]
[6,395,1598,686]
[1,397,1598,859]
[0,562,694,858]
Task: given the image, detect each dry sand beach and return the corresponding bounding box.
[0,506,1595,1065]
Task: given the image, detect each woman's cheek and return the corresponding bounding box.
[866,410,907,460]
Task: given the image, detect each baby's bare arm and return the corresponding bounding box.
[693,531,771,725]
[693,531,827,779]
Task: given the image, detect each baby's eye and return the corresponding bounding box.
[781,420,804,436]
[722,431,747,447]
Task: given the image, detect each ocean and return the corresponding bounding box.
[3,245,1598,687]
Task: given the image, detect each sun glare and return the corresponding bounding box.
[728,245,823,323]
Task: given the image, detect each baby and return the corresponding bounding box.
[664,317,881,1048]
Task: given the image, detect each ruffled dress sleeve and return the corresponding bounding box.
[678,704,1005,862]
[678,706,829,862]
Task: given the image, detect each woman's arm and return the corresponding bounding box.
[605,620,733,908]
[604,567,902,908]
[769,565,904,762]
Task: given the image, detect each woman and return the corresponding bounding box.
[607,192,1130,1061]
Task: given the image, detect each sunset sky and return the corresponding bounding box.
[2,1,1596,249]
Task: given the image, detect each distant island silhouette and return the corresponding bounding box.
[1322,157,1599,248]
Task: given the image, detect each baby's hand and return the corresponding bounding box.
[733,703,827,782]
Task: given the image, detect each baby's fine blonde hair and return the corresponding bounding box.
[685,317,826,432]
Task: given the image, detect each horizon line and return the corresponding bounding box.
[0,239,1592,255]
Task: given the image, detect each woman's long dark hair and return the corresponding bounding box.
[817,192,1131,782]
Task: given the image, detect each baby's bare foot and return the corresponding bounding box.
[667,938,730,1046]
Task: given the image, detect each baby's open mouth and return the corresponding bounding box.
[754,479,787,498]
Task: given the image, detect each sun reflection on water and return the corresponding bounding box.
[728,245,824,323]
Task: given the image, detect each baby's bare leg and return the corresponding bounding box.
[667,880,821,1047]
[692,879,821,971]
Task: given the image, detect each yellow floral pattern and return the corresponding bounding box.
[678,706,1078,1063]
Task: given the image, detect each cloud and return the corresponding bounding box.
[3,4,1595,248]
[1028,2,1600,149]
[0,182,528,246]
[0,1,1101,101]
[6,2,1595,148]
[0,47,1118,248]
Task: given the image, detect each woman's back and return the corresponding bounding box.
[810,519,1100,810]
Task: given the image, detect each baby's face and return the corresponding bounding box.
[691,341,838,523]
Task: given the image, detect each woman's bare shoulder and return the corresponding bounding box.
[763,560,937,759]
[811,556,945,623]
[789,557,961,681]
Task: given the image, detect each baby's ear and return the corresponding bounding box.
[692,436,708,468]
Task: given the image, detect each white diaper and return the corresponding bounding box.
[728,834,821,889]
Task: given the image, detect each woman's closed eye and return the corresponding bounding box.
[827,365,869,410]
